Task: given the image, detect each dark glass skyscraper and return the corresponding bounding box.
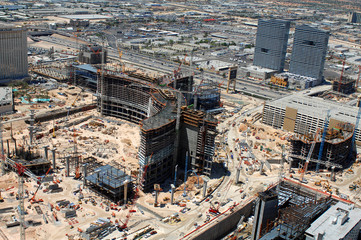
[289,25,329,81]
[253,19,290,72]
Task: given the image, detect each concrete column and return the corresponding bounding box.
[203,179,208,198]
[155,190,159,206]
[331,166,336,182]
[123,180,129,205]
[6,140,9,157]
[65,156,70,177]
[194,94,198,110]
[43,145,49,161]
[288,158,293,173]
[51,148,56,170]
[259,162,264,174]
[235,167,240,183]
[83,163,88,186]
[29,109,35,146]
[170,184,175,205]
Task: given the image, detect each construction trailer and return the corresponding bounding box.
[85,164,133,203]
[289,122,354,170]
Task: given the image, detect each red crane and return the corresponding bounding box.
[119,163,149,230]
[30,166,52,204]
[174,54,187,77]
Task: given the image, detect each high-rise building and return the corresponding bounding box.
[289,25,329,83]
[348,12,361,23]
[253,19,290,72]
[0,23,28,83]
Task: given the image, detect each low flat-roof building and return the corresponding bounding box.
[0,87,14,115]
[305,202,361,240]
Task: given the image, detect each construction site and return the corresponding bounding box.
[2,33,361,240]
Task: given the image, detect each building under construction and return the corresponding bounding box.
[253,180,335,240]
[78,44,107,65]
[289,122,354,170]
[263,95,358,171]
[191,84,221,111]
[4,142,51,175]
[99,73,218,191]
[85,164,133,203]
[332,76,356,95]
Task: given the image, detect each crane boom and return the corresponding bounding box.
[349,104,361,161]
[72,88,84,107]
[120,153,151,230]
[117,46,125,73]
[337,58,346,92]
[30,166,52,203]
[174,54,187,77]
[300,129,320,181]
[316,110,331,172]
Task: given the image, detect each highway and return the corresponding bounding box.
[37,34,288,100]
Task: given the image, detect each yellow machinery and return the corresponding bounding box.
[71,88,84,107]
[315,180,332,193]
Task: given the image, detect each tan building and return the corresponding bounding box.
[0,23,28,83]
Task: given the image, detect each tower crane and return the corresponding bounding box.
[338,58,346,93]
[299,129,320,182]
[117,46,125,73]
[29,166,52,204]
[119,154,150,230]
[349,103,361,161]
[316,110,331,172]
[174,54,187,78]
[2,157,45,240]
[71,87,84,107]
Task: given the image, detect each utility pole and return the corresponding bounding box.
[0,121,4,175]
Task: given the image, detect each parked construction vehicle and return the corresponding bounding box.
[315,180,332,194]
